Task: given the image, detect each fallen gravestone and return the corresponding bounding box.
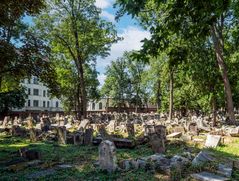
[191,171,230,181]
[192,151,216,166]
[167,132,182,138]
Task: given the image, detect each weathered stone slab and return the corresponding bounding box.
[26,168,56,179]
[191,171,230,181]
[99,140,117,173]
[204,135,221,148]
[217,163,233,178]
[78,119,89,131]
[111,138,135,149]
[167,132,182,138]
[192,151,216,166]
[84,128,93,145]
[229,127,239,137]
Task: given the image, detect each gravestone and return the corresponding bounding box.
[78,119,89,131]
[11,126,27,137]
[73,132,84,145]
[204,135,221,148]
[99,140,117,173]
[126,123,135,137]
[188,122,199,135]
[57,126,66,144]
[27,117,34,129]
[144,125,155,136]
[13,116,19,126]
[192,151,216,166]
[191,171,229,181]
[84,128,93,145]
[29,128,37,142]
[149,133,165,153]
[2,116,9,128]
[107,120,116,133]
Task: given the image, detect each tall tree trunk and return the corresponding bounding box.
[156,78,161,111]
[71,10,87,119]
[211,24,235,123]
[169,69,174,120]
[212,93,217,127]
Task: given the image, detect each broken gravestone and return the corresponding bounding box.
[204,135,221,148]
[192,151,216,166]
[99,140,117,173]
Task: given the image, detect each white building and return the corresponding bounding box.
[14,76,63,113]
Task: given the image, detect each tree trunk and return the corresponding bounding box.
[169,69,174,120]
[212,93,217,127]
[211,24,235,123]
[71,11,87,119]
[156,78,161,111]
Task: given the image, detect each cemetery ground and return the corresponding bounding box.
[1,132,239,181]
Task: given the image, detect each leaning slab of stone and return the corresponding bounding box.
[166,132,182,138]
[191,171,230,181]
[99,140,117,173]
[111,138,135,149]
[204,135,221,148]
[192,151,216,166]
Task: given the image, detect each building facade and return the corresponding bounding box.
[87,98,157,113]
[13,76,63,113]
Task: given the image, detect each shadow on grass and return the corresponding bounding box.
[1,133,239,181]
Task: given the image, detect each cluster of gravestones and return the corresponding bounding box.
[1,112,239,180]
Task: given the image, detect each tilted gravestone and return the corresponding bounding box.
[29,128,37,142]
[78,119,89,131]
[204,134,221,148]
[99,140,117,173]
[57,126,67,145]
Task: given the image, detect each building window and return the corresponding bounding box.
[92,103,95,110]
[43,90,46,97]
[28,88,31,95]
[43,101,46,107]
[56,101,59,108]
[33,77,38,84]
[28,78,31,84]
[47,90,50,97]
[99,102,102,110]
[28,100,31,107]
[33,100,39,107]
[47,101,50,108]
[33,89,39,96]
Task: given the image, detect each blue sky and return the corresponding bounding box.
[95,0,150,85]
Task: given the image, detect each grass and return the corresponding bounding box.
[0,132,239,180]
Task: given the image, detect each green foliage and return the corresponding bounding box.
[0,87,27,114]
[34,0,119,114]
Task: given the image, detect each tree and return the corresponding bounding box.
[34,0,119,118]
[0,0,60,112]
[115,0,239,123]
[101,55,130,111]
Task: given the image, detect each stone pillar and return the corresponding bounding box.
[126,123,135,137]
[29,128,37,142]
[99,140,117,173]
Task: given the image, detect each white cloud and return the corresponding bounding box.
[98,74,107,86]
[95,0,113,9]
[101,10,115,23]
[97,26,150,85]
